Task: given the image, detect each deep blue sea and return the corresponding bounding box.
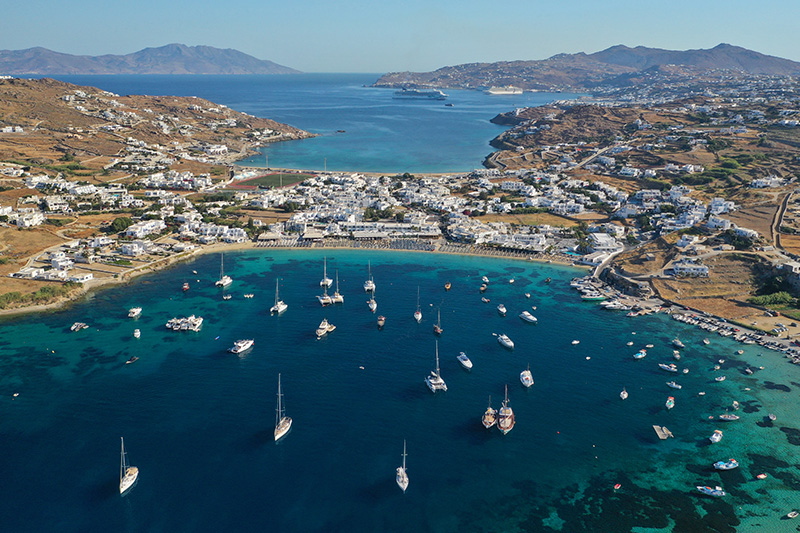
[1,249,799,531]
[48,74,580,173]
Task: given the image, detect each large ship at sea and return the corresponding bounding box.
[393,88,448,100]
[486,85,523,95]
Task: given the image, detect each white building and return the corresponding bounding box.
[672,259,709,277]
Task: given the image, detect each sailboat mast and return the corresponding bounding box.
[402,440,407,470]
[120,437,125,480]
[435,341,440,374]
[274,279,280,306]
[276,373,283,426]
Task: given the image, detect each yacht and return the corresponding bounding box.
[709,430,723,443]
[270,279,288,315]
[658,363,678,373]
[320,256,333,288]
[520,365,534,388]
[215,254,232,288]
[182,282,190,292]
[620,388,628,400]
[497,385,515,434]
[119,437,138,495]
[316,318,336,338]
[457,351,473,370]
[393,88,447,100]
[672,337,685,349]
[713,459,739,470]
[413,286,422,323]
[133,329,141,339]
[481,396,497,429]
[496,333,514,349]
[497,304,507,317]
[718,414,740,421]
[363,261,375,292]
[425,341,447,392]
[317,288,333,306]
[519,311,537,323]
[696,486,726,497]
[396,440,409,493]
[666,396,675,410]
[128,307,142,319]
[666,381,682,389]
[229,339,254,354]
[486,85,523,95]
[433,309,442,335]
[633,349,647,360]
[377,315,386,328]
[274,373,292,441]
[331,271,344,304]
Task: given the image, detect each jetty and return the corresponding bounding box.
[653,425,674,440]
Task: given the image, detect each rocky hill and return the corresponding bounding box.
[0,44,300,75]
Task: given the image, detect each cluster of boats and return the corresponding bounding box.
[70,322,89,331]
[165,315,204,332]
[481,386,515,434]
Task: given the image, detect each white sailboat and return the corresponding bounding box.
[364,260,376,292]
[119,437,139,495]
[498,385,515,434]
[317,287,333,306]
[425,341,447,392]
[433,308,442,335]
[215,254,232,287]
[331,270,344,304]
[413,286,422,323]
[274,373,292,441]
[320,256,333,288]
[367,287,377,313]
[396,440,409,493]
[270,279,288,315]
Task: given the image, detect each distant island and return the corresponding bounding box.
[0,44,300,75]
[373,43,800,93]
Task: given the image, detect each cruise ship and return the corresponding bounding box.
[486,85,523,95]
[393,88,448,100]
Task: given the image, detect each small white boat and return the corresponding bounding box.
[413,286,422,323]
[482,276,489,284]
[320,256,333,288]
[367,295,377,313]
[672,337,685,349]
[666,381,681,389]
[119,437,139,495]
[788,511,799,519]
[524,293,531,298]
[229,339,254,354]
[633,349,646,359]
[519,311,537,323]
[702,338,710,345]
[497,304,507,316]
[481,297,491,303]
[666,396,675,410]
[520,366,533,388]
[719,414,740,421]
[620,388,628,400]
[316,318,336,338]
[457,351,473,370]
[396,440,409,493]
[481,396,497,429]
[709,429,723,443]
[696,485,726,497]
[571,340,580,345]
[713,459,739,470]
[508,278,515,284]
[133,329,141,339]
[496,333,514,349]
[658,363,678,373]
[128,307,142,319]
[715,376,726,382]
[363,260,375,292]
[274,373,292,442]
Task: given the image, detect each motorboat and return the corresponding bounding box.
[666,396,675,410]
[70,322,89,332]
[719,414,740,421]
[425,341,447,392]
[702,338,710,345]
[125,356,139,364]
[182,282,190,291]
[497,304,507,316]
[496,333,514,349]
[320,256,333,288]
[709,430,723,443]
[520,366,534,388]
[715,376,726,382]
[480,284,487,293]
[274,373,292,441]
[769,413,777,421]
[316,318,336,338]
[367,294,377,313]
[788,511,799,519]
[620,388,628,400]
[571,340,580,345]
[673,350,681,360]
[519,311,537,323]
[633,349,647,360]
[508,278,515,284]
[396,440,409,493]
[457,352,473,370]
[128,307,142,319]
[133,329,141,339]
[119,437,139,495]
[672,337,685,349]
[696,486,726,497]
[215,254,232,288]
[377,315,386,328]
[713,459,739,470]
[363,260,375,292]
[444,282,451,291]
[481,297,491,303]
[524,293,531,298]
[270,279,288,315]
[666,381,682,389]
[229,339,254,354]
[482,276,489,284]
[222,294,232,300]
[658,363,678,373]
[497,385,515,434]
[481,396,497,429]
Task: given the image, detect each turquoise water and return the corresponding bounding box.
[48,74,580,173]
[1,249,799,531]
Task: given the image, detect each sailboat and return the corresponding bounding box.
[497,385,515,434]
[331,270,344,304]
[270,279,288,315]
[274,373,292,441]
[320,256,333,288]
[215,254,232,287]
[425,340,447,392]
[482,396,497,429]
[396,440,409,493]
[413,286,422,323]
[363,261,376,292]
[433,308,442,335]
[367,287,377,313]
[119,437,139,495]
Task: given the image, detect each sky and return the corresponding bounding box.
[2,0,798,73]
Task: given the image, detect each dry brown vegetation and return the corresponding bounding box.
[480,212,577,227]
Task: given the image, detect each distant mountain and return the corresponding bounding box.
[0,44,300,75]
[373,44,800,91]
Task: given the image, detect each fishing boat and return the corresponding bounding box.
[320,256,333,288]
[496,333,514,349]
[666,381,682,389]
[396,440,409,493]
[363,261,375,292]
[413,286,422,323]
[133,329,141,339]
[270,279,288,315]
[497,385,515,434]
[633,349,647,360]
[696,486,726,497]
[713,459,739,470]
[215,254,232,288]
[520,365,534,388]
[444,282,451,291]
[425,341,447,392]
[457,352,473,370]
[274,373,292,441]
[481,396,497,429]
[377,315,386,328]
[182,282,190,291]
[128,307,142,319]
[125,356,139,364]
[367,289,377,313]
[228,339,254,354]
[672,337,685,349]
[620,388,628,400]
[316,318,336,338]
[659,363,678,373]
[480,284,487,293]
[331,271,344,304]
[666,396,675,410]
[519,311,537,323]
[119,437,139,495]
[709,429,723,443]
[433,309,443,335]
[719,414,740,421]
[497,304,507,316]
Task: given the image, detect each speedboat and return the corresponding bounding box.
[769,413,777,421]
[524,293,531,298]
[672,337,685,349]
[696,486,726,497]
[658,363,678,372]
[666,381,682,389]
[457,352,473,370]
[128,307,142,318]
[480,284,487,293]
[788,511,799,519]
[496,333,514,349]
[482,396,497,429]
[715,376,726,382]
[481,297,491,303]
[125,356,139,365]
[497,304,507,316]
[666,396,675,410]
[519,311,537,323]
[133,329,141,339]
[620,388,628,400]
[702,338,710,345]
[633,349,647,360]
[182,282,190,291]
[316,318,336,338]
[481,276,489,284]
[229,339,254,354]
[520,366,533,388]
[719,414,740,421]
[709,430,723,443]
[713,459,739,470]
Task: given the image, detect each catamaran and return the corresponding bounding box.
[396,440,409,493]
[215,254,232,287]
[331,271,344,304]
[320,256,333,288]
[413,286,422,323]
[119,437,139,495]
[274,373,292,441]
[317,287,333,306]
[270,279,288,315]
[425,341,447,392]
[363,260,375,292]
[498,385,515,434]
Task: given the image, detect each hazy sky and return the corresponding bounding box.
[2,0,797,72]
